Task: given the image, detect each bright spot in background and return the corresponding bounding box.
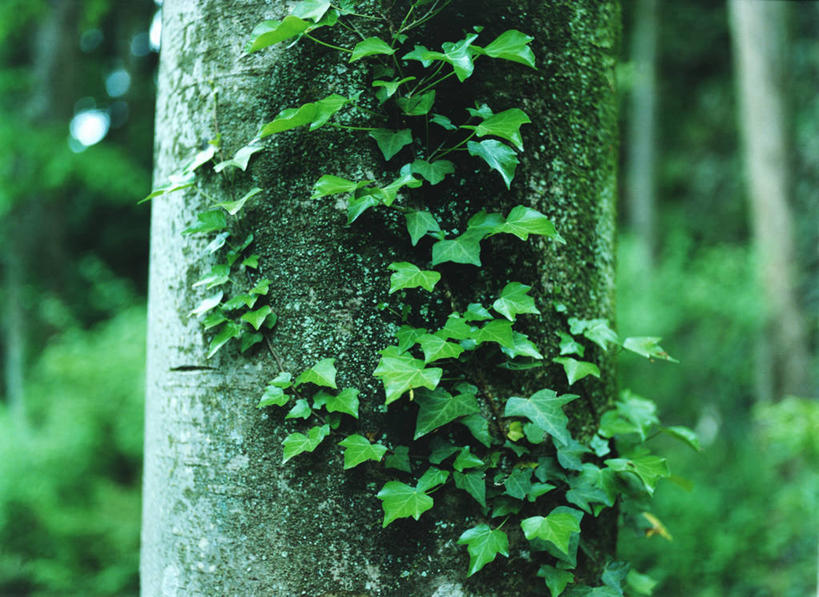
[69,110,110,151]
[150,10,162,51]
[131,32,150,57]
[105,68,131,97]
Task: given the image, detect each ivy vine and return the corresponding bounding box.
[147,1,699,595]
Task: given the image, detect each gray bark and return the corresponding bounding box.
[141,1,620,594]
[729,0,811,399]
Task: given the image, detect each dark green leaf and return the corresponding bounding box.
[240,305,272,330]
[554,357,601,386]
[474,319,515,349]
[350,36,395,62]
[388,262,441,294]
[537,565,574,597]
[369,128,412,161]
[440,33,479,81]
[521,508,582,556]
[458,413,492,447]
[453,446,484,471]
[385,445,411,472]
[566,463,617,514]
[557,331,585,357]
[397,90,436,116]
[431,230,483,267]
[453,471,486,507]
[405,210,442,246]
[377,481,433,526]
[395,325,427,353]
[504,467,533,500]
[504,389,578,446]
[410,158,454,185]
[313,175,370,198]
[492,282,540,321]
[430,113,457,130]
[248,17,311,53]
[500,332,544,360]
[183,210,227,235]
[477,29,536,68]
[467,139,519,189]
[295,358,337,389]
[418,334,464,363]
[285,398,312,420]
[414,386,480,439]
[338,434,387,469]
[568,318,619,351]
[502,206,559,241]
[346,194,380,224]
[313,387,360,419]
[258,385,289,408]
[374,347,442,405]
[402,44,444,67]
[473,108,531,151]
[282,424,330,462]
[457,525,509,576]
[417,466,450,492]
[605,453,670,495]
[372,76,416,102]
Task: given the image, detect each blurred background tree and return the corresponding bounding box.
[0,0,815,595]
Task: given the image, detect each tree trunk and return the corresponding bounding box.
[625,0,658,267]
[141,1,620,594]
[729,0,811,400]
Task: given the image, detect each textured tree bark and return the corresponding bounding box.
[141,1,620,595]
[729,0,811,400]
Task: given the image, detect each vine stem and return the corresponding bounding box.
[416,70,456,96]
[328,122,377,132]
[304,33,352,54]
[430,129,477,160]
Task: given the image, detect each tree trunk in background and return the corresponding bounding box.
[729,0,811,400]
[141,1,620,594]
[626,0,658,267]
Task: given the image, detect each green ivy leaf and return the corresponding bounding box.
[189,291,224,317]
[372,76,416,103]
[440,33,479,81]
[369,128,412,161]
[453,446,484,471]
[622,336,678,362]
[466,210,505,236]
[459,413,493,448]
[501,332,544,360]
[385,445,411,472]
[214,142,264,173]
[202,311,228,330]
[568,318,619,351]
[402,44,445,67]
[430,113,457,130]
[240,305,273,330]
[565,463,617,514]
[467,139,519,189]
[405,210,442,246]
[338,434,387,469]
[395,325,427,353]
[346,194,380,224]
[285,398,312,420]
[248,17,311,53]
[492,282,540,321]
[418,334,464,363]
[437,314,474,341]
[295,358,338,389]
[257,385,288,408]
[388,262,441,294]
[661,425,701,452]
[410,159,455,185]
[417,466,450,492]
[537,565,574,597]
[431,230,483,267]
[457,525,509,576]
[350,36,395,62]
[476,29,536,69]
[554,357,601,386]
[312,175,372,198]
[282,424,330,462]
[521,509,582,556]
[250,278,271,295]
[472,108,531,151]
[474,319,515,349]
[183,210,227,235]
[397,91,436,116]
[193,264,231,289]
[313,388,360,419]
[599,390,659,441]
[504,389,578,446]
[221,294,257,311]
[215,187,263,215]
[414,386,480,439]
[502,206,559,241]
[605,452,670,495]
[626,569,658,596]
[453,471,486,507]
[467,103,494,119]
[374,347,443,405]
[557,331,585,357]
[260,95,348,137]
[504,467,533,500]
[555,437,591,472]
[207,322,241,358]
[291,0,332,22]
[463,303,492,322]
[376,481,434,527]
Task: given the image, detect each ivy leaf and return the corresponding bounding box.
[241,254,260,269]
[459,413,492,448]
[410,159,455,185]
[260,95,348,137]
[402,44,445,67]
[285,398,312,420]
[557,331,585,357]
[627,569,658,596]
[414,386,480,439]
[453,471,486,507]
[568,318,619,351]
[417,466,450,492]
[222,294,257,311]
[405,210,442,246]
[240,305,273,330]
[502,206,559,241]
[214,186,263,216]
[183,210,227,235]
[554,357,601,386]
[520,509,582,556]
[202,311,228,330]
[440,33,479,81]
[473,108,532,151]
[346,194,380,224]
[453,446,484,471]
[431,230,483,267]
[662,425,702,452]
[373,347,443,405]
[457,525,509,576]
[500,332,544,360]
[207,322,241,358]
[537,565,574,597]
[372,76,416,103]
[418,334,464,363]
[350,36,395,62]
[376,481,434,527]
[295,358,337,389]
[251,278,271,295]
[193,265,231,289]
[313,387,359,418]
[565,463,617,514]
[503,389,578,446]
[504,467,533,500]
[605,453,670,495]
[395,325,427,353]
[430,113,457,130]
[248,17,311,53]
[467,139,519,189]
[492,282,540,321]
[555,437,591,472]
[257,385,288,408]
[312,175,371,198]
[397,90,436,116]
[377,168,423,206]
[282,424,330,462]
[310,94,350,129]
[466,103,494,120]
[214,142,264,173]
[474,319,515,349]
[463,303,493,322]
[338,434,387,469]
[369,128,412,161]
[385,445,412,472]
[598,390,658,440]
[437,314,474,341]
[189,291,224,317]
[290,0,332,22]
[622,337,678,363]
[477,29,536,69]
[466,210,505,236]
[388,262,441,294]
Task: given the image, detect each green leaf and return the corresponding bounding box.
[193,264,231,289]
[477,29,536,69]
[346,194,380,224]
[414,386,480,439]
[662,425,701,452]
[221,294,257,311]
[376,481,434,527]
[504,389,578,446]
[474,319,515,349]
[295,358,338,389]
[453,446,484,471]
[467,139,519,189]
[378,169,423,206]
[453,471,486,507]
[373,347,443,405]
[189,291,224,317]
[258,385,289,408]
[388,262,441,294]
[405,210,442,246]
[240,305,273,330]
[402,44,445,67]
[312,175,370,198]
[466,210,505,236]
[260,94,348,137]
[568,318,619,351]
[241,254,260,269]
[622,337,678,362]
[248,16,311,53]
[605,453,670,495]
[463,303,493,322]
[521,509,582,556]
[291,0,332,22]
[431,230,483,267]
[214,142,264,173]
[459,413,492,447]
[502,206,559,241]
[369,128,412,161]
[235,329,260,349]
[338,434,387,469]
[457,525,509,576]
[417,466,450,492]
[565,463,617,513]
[473,108,531,151]
[501,332,544,360]
[285,398,312,420]
[214,187,262,215]
[410,159,454,185]
[397,90,436,116]
[183,210,227,235]
[537,565,574,597]
[372,76,416,103]
[431,113,457,130]
[626,569,658,595]
[557,331,585,357]
[250,278,271,295]
[350,36,396,62]
[385,445,412,472]
[492,282,540,321]
[437,314,474,341]
[282,424,330,462]
[207,322,241,358]
[395,325,427,353]
[313,387,360,418]
[202,311,228,330]
[418,334,464,363]
[598,390,658,440]
[467,103,494,119]
[504,467,533,500]
[555,437,590,472]
[440,33,479,81]
[554,357,601,386]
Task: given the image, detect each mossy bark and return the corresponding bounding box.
[141,1,620,595]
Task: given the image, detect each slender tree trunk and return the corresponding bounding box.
[141,1,620,594]
[626,0,658,267]
[729,0,811,400]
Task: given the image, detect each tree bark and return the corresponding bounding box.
[729,0,811,400]
[141,1,620,595]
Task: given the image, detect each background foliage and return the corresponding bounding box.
[0,1,815,595]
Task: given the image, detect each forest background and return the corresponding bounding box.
[0,0,815,595]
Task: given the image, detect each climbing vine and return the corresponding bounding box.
[147,1,699,594]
